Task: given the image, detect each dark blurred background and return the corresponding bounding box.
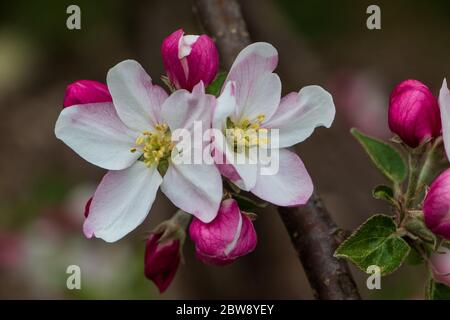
[1,0,449,299]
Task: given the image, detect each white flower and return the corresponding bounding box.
[55,60,222,242]
[213,43,336,206]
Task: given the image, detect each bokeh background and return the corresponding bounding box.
[1,0,449,299]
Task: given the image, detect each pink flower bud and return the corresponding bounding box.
[388,79,441,148]
[430,247,450,286]
[424,169,450,240]
[161,29,219,91]
[63,80,112,107]
[189,199,257,266]
[144,233,181,293]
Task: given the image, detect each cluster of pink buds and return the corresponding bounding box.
[387,79,450,288]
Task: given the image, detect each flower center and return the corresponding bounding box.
[226,114,269,152]
[131,124,174,168]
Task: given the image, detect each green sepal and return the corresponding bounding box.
[206,72,227,96]
[233,193,268,212]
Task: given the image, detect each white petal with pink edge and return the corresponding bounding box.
[83,161,162,242]
[161,160,222,223]
[264,86,336,148]
[161,82,215,133]
[107,59,168,132]
[55,102,140,170]
[225,43,280,121]
[251,149,313,206]
[237,73,281,122]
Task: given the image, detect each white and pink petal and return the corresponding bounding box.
[161,82,215,133]
[264,86,336,148]
[237,72,281,122]
[251,149,313,206]
[83,161,162,242]
[55,102,140,170]
[107,60,168,132]
[161,161,222,223]
[225,43,280,121]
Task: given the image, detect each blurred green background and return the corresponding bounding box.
[1,0,449,299]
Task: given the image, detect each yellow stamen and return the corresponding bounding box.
[130,123,174,167]
[256,114,266,123]
[136,136,144,145]
[226,114,269,151]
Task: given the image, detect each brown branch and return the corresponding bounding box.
[278,192,361,299]
[193,0,361,300]
[193,0,250,69]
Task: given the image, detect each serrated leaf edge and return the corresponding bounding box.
[334,214,410,276]
[351,128,407,182]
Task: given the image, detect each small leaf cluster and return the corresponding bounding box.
[335,129,450,299]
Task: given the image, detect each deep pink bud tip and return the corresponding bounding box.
[144,233,181,293]
[161,29,219,91]
[388,79,441,148]
[63,80,112,108]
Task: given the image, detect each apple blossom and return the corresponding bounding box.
[430,247,450,286]
[423,168,450,240]
[189,198,257,265]
[145,232,181,293]
[161,29,219,91]
[212,42,335,206]
[63,80,112,107]
[388,79,441,148]
[55,59,222,242]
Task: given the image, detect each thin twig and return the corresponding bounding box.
[193,0,360,299]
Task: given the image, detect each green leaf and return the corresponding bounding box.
[233,194,268,212]
[372,185,395,204]
[427,279,450,300]
[206,72,227,96]
[335,214,410,275]
[351,128,407,183]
